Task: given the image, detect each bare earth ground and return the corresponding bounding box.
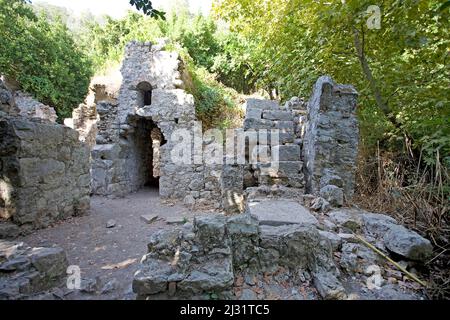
[16,188,423,300]
[19,188,208,300]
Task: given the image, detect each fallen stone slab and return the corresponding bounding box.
[319,230,342,251]
[319,185,344,207]
[177,258,234,294]
[328,209,362,232]
[247,200,318,227]
[361,212,398,237]
[140,214,159,224]
[165,217,187,225]
[359,212,433,262]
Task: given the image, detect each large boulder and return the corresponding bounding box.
[0,240,68,299]
[383,225,433,262]
[360,212,433,262]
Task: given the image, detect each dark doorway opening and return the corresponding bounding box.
[134,117,166,190]
[137,81,152,107]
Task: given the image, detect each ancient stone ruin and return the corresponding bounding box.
[0,80,90,238]
[60,42,360,213]
[303,76,359,200]
[0,41,434,300]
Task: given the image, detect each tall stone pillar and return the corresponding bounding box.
[303,76,359,199]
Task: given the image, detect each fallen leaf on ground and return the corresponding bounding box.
[101,258,137,270]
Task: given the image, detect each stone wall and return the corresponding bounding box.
[87,41,225,208]
[0,80,19,117]
[14,92,57,123]
[0,116,90,235]
[302,76,359,200]
[132,213,345,300]
[133,199,432,300]
[1,78,57,123]
[0,240,68,299]
[242,98,305,190]
[64,42,360,210]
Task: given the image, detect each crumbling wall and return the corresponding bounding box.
[302,76,359,199]
[0,240,68,299]
[132,213,344,300]
[0,116,90,234]
[68,42,359,211]
[1,79,57,123]
[14,92,57,123]
[242,98,304,189]
[0,80,19,117]
[90,41,222,207]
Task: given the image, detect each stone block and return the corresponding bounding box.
[272,145,301,162]
[244,98,279,110]
[247,200,318,226]
[262,110,293,121]
[245,108,262,119]
[91,144,120,160]
[319,185,344,207]
[141,214,159,224]
[243,118,272,130]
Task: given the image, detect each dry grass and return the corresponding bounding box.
[354,144,449,299]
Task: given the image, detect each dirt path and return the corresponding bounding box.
[19,188,208,300]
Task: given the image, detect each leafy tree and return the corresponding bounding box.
[129,0,166,19]
[214,0,450,164]
[0,0,93,119]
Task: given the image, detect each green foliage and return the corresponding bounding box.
[80,9,243,129]
[0,0,92,119]
[178,15,221,69]
[129,0,166,19]
[211,32,258,93]
[214,0,450,165]
[80,12,163,72]
[83,7,257,92]
[178,47,243,129]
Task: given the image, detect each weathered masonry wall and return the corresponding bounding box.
[90,41,201,200]
[242,98,307,190]
[67,41,360,211]
[302,76,359,199]
[0,116,91,235]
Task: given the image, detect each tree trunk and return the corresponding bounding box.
[353,27,390,116]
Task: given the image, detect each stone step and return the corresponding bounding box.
[246,199,318,227]
[244,98,279,110]
[262,110,293,121]
[256,161,303,177]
